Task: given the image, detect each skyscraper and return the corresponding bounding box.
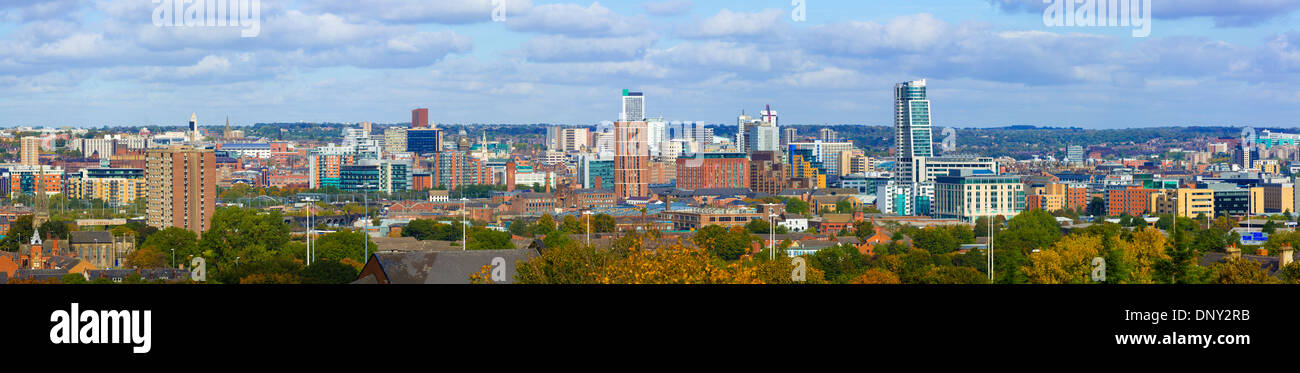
[146,146,217,236]
[781,127,797,148]
[1067,145,1084,165]
[895,80,933,159]
[20,137,40,166]
[614,120,649,200]
[894,79,934,182]
[412,108,430,129]
[188,113,200,143]
[621,90,645,122]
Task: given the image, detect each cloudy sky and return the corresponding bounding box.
[1,0,1299,129]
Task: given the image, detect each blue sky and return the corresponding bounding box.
[1,0,1299,129]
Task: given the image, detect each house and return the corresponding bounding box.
[353,248,539,284]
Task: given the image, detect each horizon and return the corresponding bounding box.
[1,0,1299,128]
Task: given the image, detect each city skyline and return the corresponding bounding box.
[1,0,1300,128]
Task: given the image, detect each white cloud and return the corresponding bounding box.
[643,0,692,16]
[678,8,787,39]
[522,34,659,62]
[506,2,646,36]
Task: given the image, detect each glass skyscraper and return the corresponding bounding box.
[895,79,933,159]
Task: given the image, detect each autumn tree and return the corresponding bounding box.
[1114,228,1169,284]
[1022,235,1102,284]
[850,268,901,284]
[1210,258,1280,284]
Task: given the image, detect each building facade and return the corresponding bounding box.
[145,146,217,236]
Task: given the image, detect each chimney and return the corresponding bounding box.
[1227,244,1242,260]
[50,236,59,257]
[1282,244,1294,268]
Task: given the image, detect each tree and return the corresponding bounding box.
[1086,197,1106,217]
[39,220,73,240]
[536,214,557,235]
[508,220,535,237]
[853,220,876,242]
[693,225,753,261]
[560,215,585,234]
[836,200,853,213]
[785,198,809,215]
[300,259,360,284]
[921,266,990,284]
[467,227,513,251]
[141,227,200,262]
[198,207,292,284]
[850,269,901,284]
[1210,258,1280,284]
[1263,220,1278,234]
[912,227,960,255]
[1279,261,1300,284]
[62,273,89,284]
[1114,228,1169,284]
[745,219,771,234]
[592,214,616,233]
[1022,235,1103,284]
[125,246,171,269]
[0,215,34,252]
[993,210,1062,284]
[313,230,374,263]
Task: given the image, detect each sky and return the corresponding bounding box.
[1,0,1300,129]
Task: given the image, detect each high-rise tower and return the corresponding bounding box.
[894,79,933,182]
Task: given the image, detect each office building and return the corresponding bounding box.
[1067,145,1084,165]
[70,168,146,207]
[412,108,430,128]
[431,151,489,188]
[20,137,41,166]
[614,120,650,200]
[676,153,750,191]
[308,144,356,189]
[384,127,408,153]
[146,146,217,236]
[407,128,444,155]
[579,154,614,190]
[1152,188,1215,219]
[934,170,1025,222]
[621,90,645,122]
[894,80,934,183]
[750,151,788,195]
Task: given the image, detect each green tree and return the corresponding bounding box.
[313,230,374,263]
[591,214,616,233]
[467,227,514,251]
[199,207,292,283]
[141,227,200,262]
[745,219,771,234]
[0,215,34,252]
[785,198,809,215]
[560,215,585,234]
[911,227,959,255]
[836,200,853,213]
[1086,197,1106,217]
[62,273,89,284]
[693,225,752,261]
[993,210,1062,284]
[300,259,360,284]
[536,214,557,235]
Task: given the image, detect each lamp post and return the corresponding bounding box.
[769,213,778,260]
[584,210,594,246]
[461,197,468,251]
[171,248,175,269]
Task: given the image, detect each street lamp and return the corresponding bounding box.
[583,210,594,246]
[769,213,778,260]
[461,197,468,251]
[171,248,175,269]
